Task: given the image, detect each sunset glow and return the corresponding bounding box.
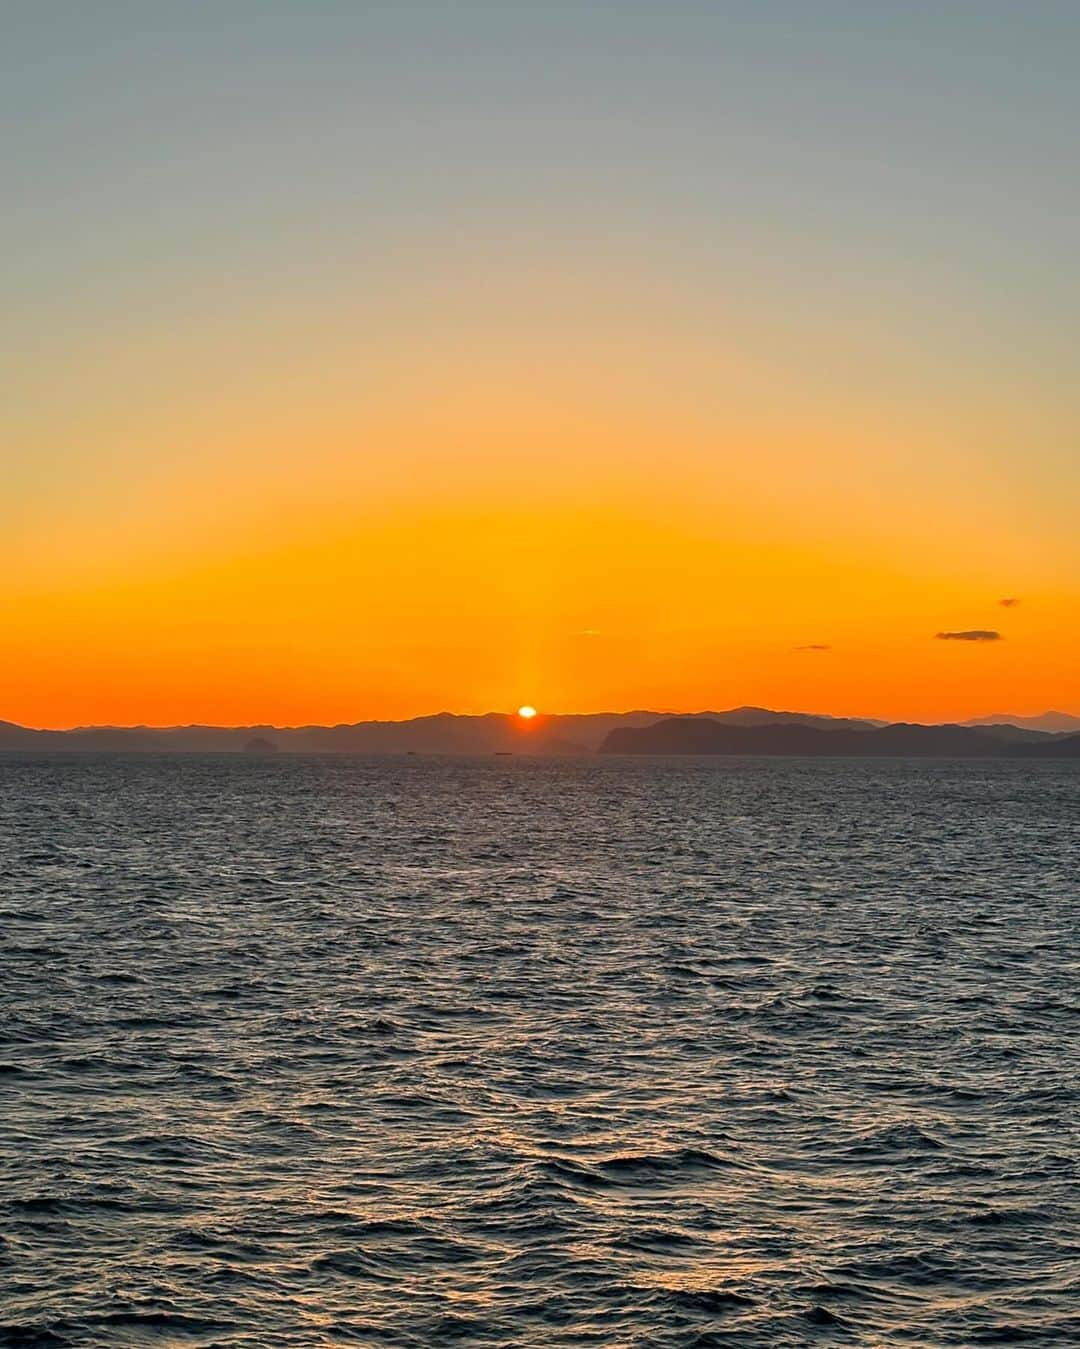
[3,5,1077,729]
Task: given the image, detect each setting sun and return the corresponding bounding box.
[517,705,537,720]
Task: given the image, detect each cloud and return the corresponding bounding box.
[998,597,1020,607]
[935,629,1002,642]
[793,643,831,651]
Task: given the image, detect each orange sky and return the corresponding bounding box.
[5,6,1078,728]
[7,427,1076,728]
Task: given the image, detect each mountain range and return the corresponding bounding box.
[1,707,1077,757]
[961,711,1080,734]
[600,718,1080,758]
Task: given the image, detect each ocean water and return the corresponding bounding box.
[1,754,1077,1348]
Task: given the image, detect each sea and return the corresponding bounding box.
[1,754,1077,1347]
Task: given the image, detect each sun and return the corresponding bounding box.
[517,705,537,720]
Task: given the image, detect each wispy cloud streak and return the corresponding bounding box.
[935,630,1002,642]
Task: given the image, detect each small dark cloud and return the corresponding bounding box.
[793,643,831,652]
[935,630,1002,642]
[998,597,1020,608]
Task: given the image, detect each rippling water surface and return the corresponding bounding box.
[1,754,1077,1346]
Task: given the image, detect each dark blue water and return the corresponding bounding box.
[1,754,1077,1346]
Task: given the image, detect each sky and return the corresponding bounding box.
[3,1,1078,728]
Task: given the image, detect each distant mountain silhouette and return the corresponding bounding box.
[686,705,885,730]
[243,736,278,754]
[600,718,1080,758]
[952,722,1060,744]
[962,711,1080,734]
[0,708,1075,757]
[0,707,880,756]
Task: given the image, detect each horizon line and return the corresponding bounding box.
[5,705,1079,736]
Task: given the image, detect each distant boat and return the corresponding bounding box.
[494,751,513,756]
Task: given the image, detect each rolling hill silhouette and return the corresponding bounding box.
[962,711,1080,735]
[600,718,1080,758]
[0,708,1076,756]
